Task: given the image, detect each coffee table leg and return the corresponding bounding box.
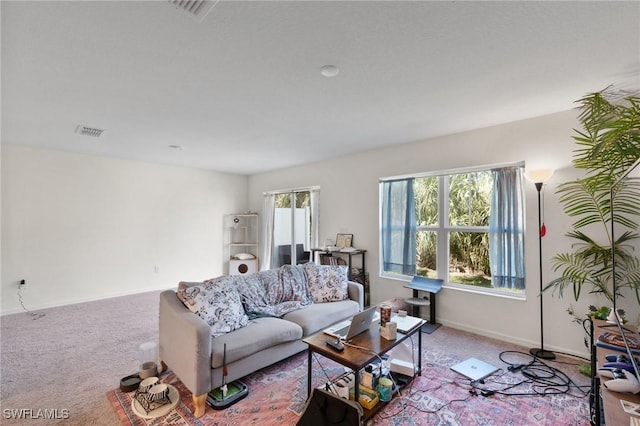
[418,328,422,376]
[307,349,312,398]
[354,372,360,403]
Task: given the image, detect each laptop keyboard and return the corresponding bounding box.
[333,325,349,337]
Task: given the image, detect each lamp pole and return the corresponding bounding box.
[529,181,555,360]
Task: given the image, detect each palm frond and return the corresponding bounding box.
[547,89,640,310]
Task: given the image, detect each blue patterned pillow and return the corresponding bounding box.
[235,268,312,318]
[258,268,284,305]
[280,264,313,305]
[180,276,249,336]
[234,273,275,318]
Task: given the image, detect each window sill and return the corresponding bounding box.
[444,282,526,301]
[379,272,526,301]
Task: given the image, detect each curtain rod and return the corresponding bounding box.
[379,160,524,182]
[262,185,320,196]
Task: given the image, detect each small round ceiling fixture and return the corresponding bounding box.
[320,65,340,78]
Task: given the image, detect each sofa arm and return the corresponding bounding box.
[347,281,364,310]
[159,289,212,397]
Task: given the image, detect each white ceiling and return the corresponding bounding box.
[2,1,639,175]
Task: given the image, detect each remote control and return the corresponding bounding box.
[326,339,344,352]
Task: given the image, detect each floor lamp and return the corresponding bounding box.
[526,169,555,360]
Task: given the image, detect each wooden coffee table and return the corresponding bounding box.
[303,319,423,418]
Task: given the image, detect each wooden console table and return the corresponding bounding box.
[311,248,369,306]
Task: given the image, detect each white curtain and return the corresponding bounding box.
[489,166,526,289]
[261,194,276,270]
[310,189,320,253]
[381,178,417,276]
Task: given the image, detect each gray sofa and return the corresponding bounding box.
[159,264,364,417]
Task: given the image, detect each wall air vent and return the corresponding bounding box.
[75,125,105,138]
[168,0,217,22]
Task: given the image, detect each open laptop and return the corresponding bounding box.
[450,357,499,381]
[323,305,378,341]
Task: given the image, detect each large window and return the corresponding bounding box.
[381,164,525,296]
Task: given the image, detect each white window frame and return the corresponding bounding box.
[380,162,525,300]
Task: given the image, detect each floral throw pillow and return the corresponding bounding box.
[180,276,249,336]
[304,263,349,303]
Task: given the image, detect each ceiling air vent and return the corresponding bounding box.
[168,0,217,22]
[75,125,105,138]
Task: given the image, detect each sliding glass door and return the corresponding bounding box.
[263,187,319,270]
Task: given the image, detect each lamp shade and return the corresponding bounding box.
[525,169,554,184]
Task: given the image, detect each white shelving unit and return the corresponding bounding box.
[225,213,259,275]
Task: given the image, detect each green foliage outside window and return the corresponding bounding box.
[275,192,310,209]
[414,171,493,287]
[448,172,492,227]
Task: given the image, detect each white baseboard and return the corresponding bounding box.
[0,286,165,316]
[440,318,590,360]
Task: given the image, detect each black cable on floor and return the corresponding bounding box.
[17,286,46,320]
[476,350,591,398]
[371,348,591,422]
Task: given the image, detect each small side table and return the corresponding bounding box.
[404,276,443,334]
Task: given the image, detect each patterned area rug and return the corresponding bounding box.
[107,346,591,426]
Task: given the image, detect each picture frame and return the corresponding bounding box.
[335,233,353,248]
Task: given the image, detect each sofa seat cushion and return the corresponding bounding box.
[210,317,303,368]
[282,300,360,336]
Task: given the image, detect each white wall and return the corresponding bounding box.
[1,146,248,314]
[4,110,637,355]
[248,109,613,357]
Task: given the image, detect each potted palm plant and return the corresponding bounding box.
[546,88,640,340]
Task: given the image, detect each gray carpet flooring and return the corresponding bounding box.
[1,290,161,425]
[0,289,591,425]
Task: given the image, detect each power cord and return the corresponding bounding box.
[375,377,476,419]
[477,350,590,398]
[312,352,344,391]
[343,341,402,398]
[17,284,45,320]
[377,348,590,421]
